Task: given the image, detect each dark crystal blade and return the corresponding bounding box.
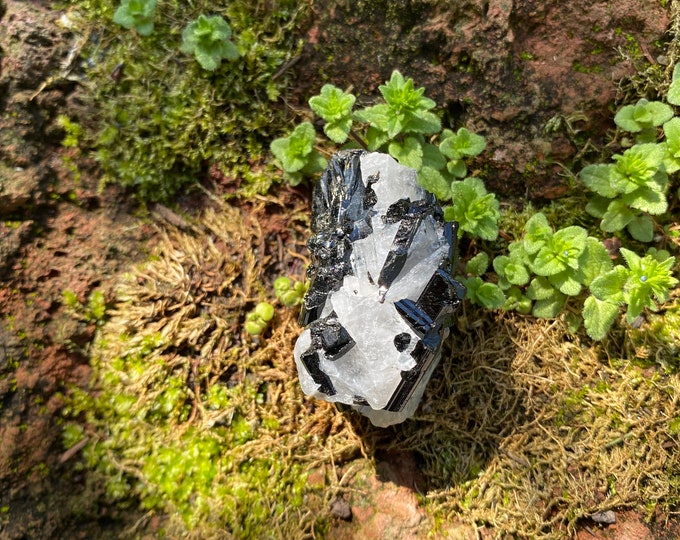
[300,349,336,396]
[377,199,433,294]
[384,341,437,412]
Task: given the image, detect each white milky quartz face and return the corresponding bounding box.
[294,151,463,427]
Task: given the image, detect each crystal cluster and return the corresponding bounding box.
[294,151,465,427]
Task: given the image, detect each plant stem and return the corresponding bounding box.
[349,129,368,151]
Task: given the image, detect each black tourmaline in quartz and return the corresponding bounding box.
[294,150,465,426]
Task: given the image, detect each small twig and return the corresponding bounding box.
[272,55,301,80]
[604,431,634,449]
[584,525,598,537]
[58,436,90,464]
[348,129,369,151]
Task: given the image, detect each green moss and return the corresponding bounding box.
[69,0,308,202]
[573,60,603,74]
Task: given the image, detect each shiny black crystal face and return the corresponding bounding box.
[299,150,377,326]
[296,150,465,418]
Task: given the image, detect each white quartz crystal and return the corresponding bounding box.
[294,151,463,427]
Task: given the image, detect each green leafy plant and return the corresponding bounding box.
[274,71,678,342]
[493,213,606,320]
[614,98,673,142]
[581,141,668,242]
[244,302,275,335]
[274,277,307,307]
[354,70,441,143]
[273,70,498,243]
[439,127,487,178]
[308,84,356,144]
[493,211,678,340]
[585,248,677,339]
[113,0,157,36]
[270,122,327,186]
[458,252,505,309]
[180,14,239,71]
[443,177,500,240]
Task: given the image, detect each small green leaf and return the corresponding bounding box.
[364,126,390,151]
[589,266,628,303]
[580,164,617,198]
[526,276,555,301]
[626,214,654,243]
[624,287,656,323]
[465,252,489,277]
[254,302,275,322]
[464,276,505,309]
[600,199,636,232]
[388,137,423,169]
[419,167,451,200]
[406,111,442,135]
[532,290,566,318]
[532,245,566,276]
[503,286,532,314]
[621,185,668,215]
[549,271,582,296]
[577,237,613,287]
[475,283,506,309]
[460,276,483,305]
[585,195,610,219]
[523,213,553,255]
[283,171,304,187]
[354,104,390,134]
[299,150,327,176]
[275,277,307,307]
[446,159,467,178]
[643,100,674,126]
[583,296,619,340]
[421,143,447,171]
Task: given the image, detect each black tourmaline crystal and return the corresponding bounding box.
[294,150,465,426]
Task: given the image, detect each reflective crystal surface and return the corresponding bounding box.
[294,151,465,427]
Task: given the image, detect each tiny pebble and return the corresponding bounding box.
[591,510,616,524]
[330,496,352,521]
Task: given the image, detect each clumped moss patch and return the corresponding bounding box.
[63,199,367,537]
[67,0,307,201]
[401,311,680,538]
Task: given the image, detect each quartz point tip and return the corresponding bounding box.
[294,151,465,427]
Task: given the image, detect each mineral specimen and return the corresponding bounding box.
[294,150,465,427]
